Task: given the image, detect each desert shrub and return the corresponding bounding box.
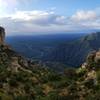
[77,68,87,77]
[97,71,100,82]
[14,95,31,100]
[34,86,44,96]
[47,73,61,81]
[64,68,77,80]
[84,79,95,89]
[8,77,18,87]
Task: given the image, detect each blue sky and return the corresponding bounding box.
[7,0,100,15]
[0,0,100,35]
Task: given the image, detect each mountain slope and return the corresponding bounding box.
[1,42,100,100]
[0,27,76,99]
[6,32,100,67]
[43,32,100,67]
[0,27,100,99]
[6,34,85,60]
[1,41,100,100]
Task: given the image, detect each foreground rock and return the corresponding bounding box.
[0,27,5,45]
[82,49,100,70]
[78,49,100,86]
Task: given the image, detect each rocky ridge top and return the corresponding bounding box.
[0,26,5,45]
[83,49,100,70]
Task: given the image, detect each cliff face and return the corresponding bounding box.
[0,27,37,71]
[0,27,5,45]
[84,50,100,70]
[77,49,100,88]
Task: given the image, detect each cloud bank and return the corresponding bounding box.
[0,8,100,35]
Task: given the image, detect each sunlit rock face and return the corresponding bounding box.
[81,50,100,70]
[0,26,5,45]
[95,50,100,65]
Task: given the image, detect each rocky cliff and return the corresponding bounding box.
[0,27,5,45]
[0,27,40,72]
[82,49,100,70]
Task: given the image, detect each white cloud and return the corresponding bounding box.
[0,10,68,35]
[9,10,67,25]
[71,10,97,21]
[0,0,18,16]
[0,0,35,15]
[0,0,17,7]
[70,9,100,31]
[0,9,100,35]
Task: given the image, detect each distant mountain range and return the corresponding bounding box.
[6,32,100,67]
[6,34,84,58]
[43,32,100,67]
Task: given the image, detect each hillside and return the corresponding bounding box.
[6,34,85,63]
[43,32,100,67]
[0,27,100,100]
[1,45,100,100]
[6,32,100,68]
[0,27,79,99]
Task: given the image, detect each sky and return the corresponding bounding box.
[0,0,100,35]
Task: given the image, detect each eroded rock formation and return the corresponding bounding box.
[0,26,5,45]
[79,50,100,86]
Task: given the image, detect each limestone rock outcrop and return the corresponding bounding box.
[79,50,100,86]
[95,50,100,64]
[0,26,5,45]
[80,49,100,70]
